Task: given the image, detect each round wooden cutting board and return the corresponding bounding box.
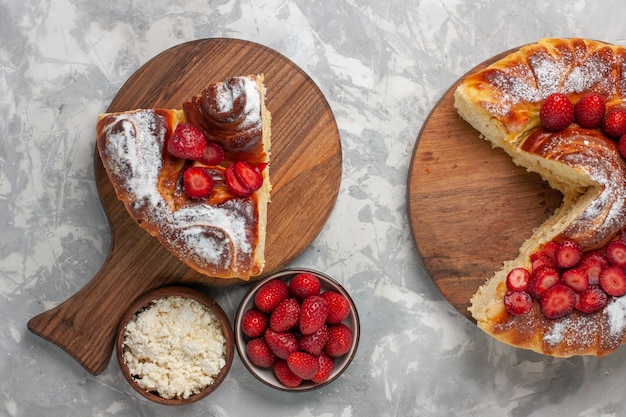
[407,47,563,321]
[28,38,342,375]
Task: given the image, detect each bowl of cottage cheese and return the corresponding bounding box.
[115,286,234,405]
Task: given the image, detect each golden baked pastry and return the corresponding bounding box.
[454,38,626,356]
[96,75,271,280]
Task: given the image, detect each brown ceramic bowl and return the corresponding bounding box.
[235,268,360,391]
[116,286,234,405]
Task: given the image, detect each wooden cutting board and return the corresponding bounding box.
[407,47,563,321]
[28,39,342,375]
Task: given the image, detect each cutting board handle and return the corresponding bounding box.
[27,255,140,375]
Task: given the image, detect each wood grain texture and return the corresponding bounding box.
[407,48,563,321]
[27,39,342,375]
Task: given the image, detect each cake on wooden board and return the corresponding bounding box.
[455,38,626,356]
[96,75,271,280]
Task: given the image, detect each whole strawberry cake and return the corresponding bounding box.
[454,38,626,357]
[96,75,271,280]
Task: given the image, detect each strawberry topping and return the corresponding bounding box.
[199,142,225,166]
[561,267,589,293]
[555,239,582,269]
[599,266,626,296]
[225,161,264,197]
[605,240,626,268]
[506,268,531,292]
[167,123,207,160]
[503,290,532,316]
[574,93,606,128]
[530,241,559,272]
[578,251,608,285]
[540,93,574,132]
[540,284,576,319]
[602,108,626,138]
[529,267,560,299]
[183,167,214,199]
[576,285,608,314]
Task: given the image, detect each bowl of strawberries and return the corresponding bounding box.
[234,269,360,391]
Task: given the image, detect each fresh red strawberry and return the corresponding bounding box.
[555,239,582,268]
[269,298,300,332]
[576,285,608,314]
[324,323,353,357]
[224,164,250,196]
[273,359,302,388]
[605,240,626,268]
[235,160,263,189]
[300,325,329,356]
[311,352,335,383]
[264,328,300,360]
[287,351,320,380]
[225,161,263,197]
[602,108,626,138]
[241,308,269,338]
[289,273,321,302]
[505,268,531,292]
[246,337,276,368]
[619,134,626,159]
[530,241,559,272]
[574,93,606,128]
[540,93,574,132]
[299,295,329,335]
[503,290,533,316]
[167,123,207,160]
[599,266,626,296]
[579,251,608,285]
[199,142,224,166]
[561,267,589,293]
[529,267,560,299]
[320,291,351,324]
[254,279,289,313]
[183,167,214,198]
[539,283,576,319]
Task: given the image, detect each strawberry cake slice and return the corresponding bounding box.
[454,38,626,357]
[96,75,271,280]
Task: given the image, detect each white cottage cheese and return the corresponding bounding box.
[122,296,227,399]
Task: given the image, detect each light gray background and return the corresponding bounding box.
[2,0,626,416]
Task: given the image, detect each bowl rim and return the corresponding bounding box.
[234,268,360,392]
[115,285,235,405]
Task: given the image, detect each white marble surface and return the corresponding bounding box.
[4,0,626,416]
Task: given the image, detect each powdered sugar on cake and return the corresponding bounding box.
[485,42,616,117]
[103,112,166,210]
[541,296,626,348]
[605,296,626,336]
[213,77,261,130]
